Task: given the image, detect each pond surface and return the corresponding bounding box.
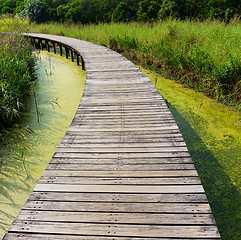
[0,51,85,238]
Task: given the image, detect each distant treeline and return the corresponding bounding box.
[0,0,241,24]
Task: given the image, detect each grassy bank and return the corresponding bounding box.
[29,19,241,110]
[0,17,36,130]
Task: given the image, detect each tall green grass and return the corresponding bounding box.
[29,19,241,110]
[0,16,36,129]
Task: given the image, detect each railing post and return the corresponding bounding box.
[81,56,85,70]
[59,44,63,56]
[65,47,69,59]
[32,38,38,49]
[40,40,44,50]
[46,41,50,52]
[70,49,74,62]
[52,42,56,54]
[76,52,80,66]
[29,36,34,46]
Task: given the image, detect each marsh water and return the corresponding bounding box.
[0,51,85,238]
[0,51,240,240]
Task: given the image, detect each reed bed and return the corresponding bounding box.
[0,16,36,130]
[30,19,241,110]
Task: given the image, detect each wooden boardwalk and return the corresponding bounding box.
[3,34,221,239]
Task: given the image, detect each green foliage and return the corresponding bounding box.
[0,0,240,23]
[0,18,36,128]
[20,0,47,23]
[112,1,132,22]
[137,0,161,22]
[158,0,177,20]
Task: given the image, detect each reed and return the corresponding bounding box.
[0,15,36,130]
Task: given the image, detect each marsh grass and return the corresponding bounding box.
[0,15,36,130]
[30,19,241,109]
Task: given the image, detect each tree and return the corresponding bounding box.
[158,0,177,20]
[137,0,161,22]
[21,0,47,23]
[112,1,132,22]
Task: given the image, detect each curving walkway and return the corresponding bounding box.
[3,34,221,239]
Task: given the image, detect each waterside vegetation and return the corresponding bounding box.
[0,17,36,131]
[29,19,241,110]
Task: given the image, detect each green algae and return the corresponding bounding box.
[140,66,241,240]
[0,51,85,239]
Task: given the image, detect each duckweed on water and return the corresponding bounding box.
[140,66,241,240]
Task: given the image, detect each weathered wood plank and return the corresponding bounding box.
[28,192,208,203]
[33,184,204,193]
[49,157,193,164]
[45,163,195,171]
[38,176,201,185]
[55,147,189,153]
[60,137,185,143]
[8,222,220,238]
[16,211,216,225]
[58,142,186,148]
[42,170,199,177]
[23,201,210,213]
[53,152,192,158]
[3,233,221,240]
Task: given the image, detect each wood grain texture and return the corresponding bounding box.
[3,233,221,240]
[3,33,220,239]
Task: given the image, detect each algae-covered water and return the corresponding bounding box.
[0,51,85,239]
[140,66,241,240]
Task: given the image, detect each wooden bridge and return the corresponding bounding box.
[3,34,221,239]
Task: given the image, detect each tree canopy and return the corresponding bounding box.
[0,0,240,23]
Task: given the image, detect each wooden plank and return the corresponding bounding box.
[3,233,221,240]
[58,142,186,148]
[53,152,192,158]
[45,163,195,171]
[70,122,178,128]
[42,170,198,177]
[38,176,201,185]
[63,131,183,137]
[68,126,179,131]
[50,157,193,164]
[55,147,189,153]
[16,210,216,225]
[8,222,220,238]
[27,192,208,203]
[33,184,204,193]
[60,137,185,143]
[23,201,210,213]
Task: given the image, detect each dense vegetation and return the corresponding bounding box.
[0,0,241,23]
[0,18,36,129]
[30,20,241,109]
[1,1,240,111]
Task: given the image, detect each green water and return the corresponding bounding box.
[141,66,241,240]
[0,51,85,238]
